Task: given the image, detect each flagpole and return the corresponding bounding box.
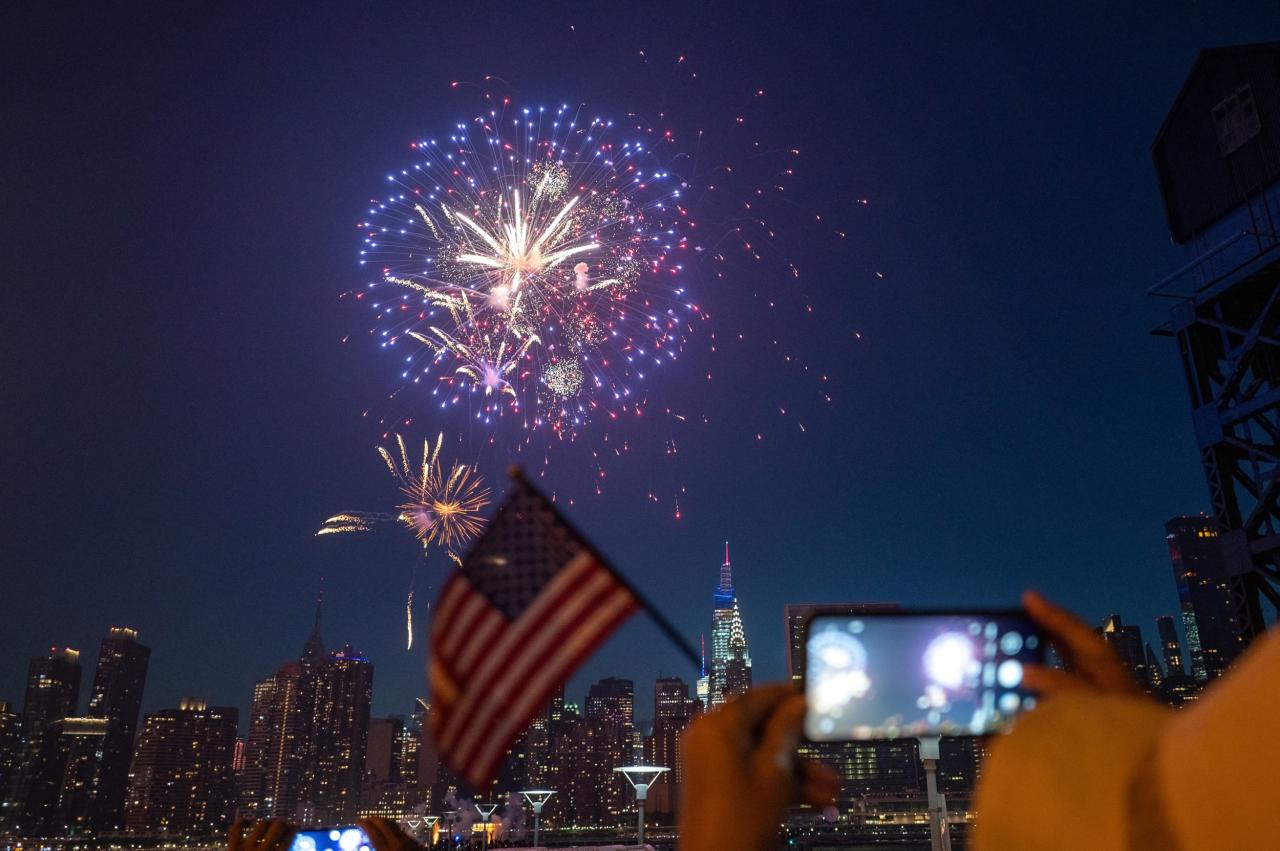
[509,467,701,671]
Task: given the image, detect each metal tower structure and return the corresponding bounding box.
[1151,42,1280,639]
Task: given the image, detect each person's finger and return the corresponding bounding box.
[684,684,794,755]
[248,821,270,849]
[1024,591,1097,655]
[262,821,291,851]
[358,819,391,849]
[797,760,840,808]
[356,819,384,851]
[751,693,806,785]
[1021,664,1090,697]
[229,818,246,851]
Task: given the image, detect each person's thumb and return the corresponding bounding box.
[751,693,805,790]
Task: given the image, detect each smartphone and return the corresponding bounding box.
[803,608,1044,741]
[290,827,371,851]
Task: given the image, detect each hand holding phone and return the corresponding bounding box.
[804,609,1044,741]
[290,827,372,851]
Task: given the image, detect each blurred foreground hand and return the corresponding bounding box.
[229,819,296,851]
[1020,590,1144,698]
[358,817,422,851]
[679,684,838,851]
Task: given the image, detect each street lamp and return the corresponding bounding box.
[421,816,439,847]
[442,811,458,847]
[474,801,499,851]
[614,765,669,847]
[918,736,952,851]
[519,790,555,848]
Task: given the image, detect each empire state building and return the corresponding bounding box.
[709,542,752,705]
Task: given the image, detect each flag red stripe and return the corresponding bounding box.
[452,609,505,672]
[436,552,601,746]
[445,565,627,761]
[461,587,639,782]
[438,591,490,660]
[430,576,468,641]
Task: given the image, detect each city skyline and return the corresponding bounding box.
[0,526,1221,726]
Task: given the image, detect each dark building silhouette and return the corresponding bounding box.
[298,645,373,824]
[78,627,151,833]
[124,699,238,837]
[1150,43,1280,640]
[4,648,81,832]
[0,702,20,814]
[1097,614,1150,690]
[1164,516,1244,680]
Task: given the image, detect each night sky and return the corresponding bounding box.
[4,2,1278,726]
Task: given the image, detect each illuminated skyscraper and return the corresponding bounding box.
[241,662,310,820]
[4,647,81,831]
[0,702,20,814]
[299,645,373,824]
[59,627,151,834]
[1156,615,1184,677]
[124,699,239,837]
[1165,515,1244,681]
[644,677,699,815]
[709,543,752,706]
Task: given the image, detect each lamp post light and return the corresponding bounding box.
[613,765,669,848]
[421,816,439,848]
[442,811,458,847]
[519,790,555,848]
[918,736,953,851]
[475,801,499,851]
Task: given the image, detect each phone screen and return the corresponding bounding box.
[290,828,371,851]
[804,610,1043,740]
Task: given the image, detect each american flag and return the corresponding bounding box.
[428,471,641,788]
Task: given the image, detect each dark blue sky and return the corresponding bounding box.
[4,2,1277,725]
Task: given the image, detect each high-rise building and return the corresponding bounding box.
[1097,615,1149,690]
[1156,615,1184,677]
[0,702,21,814]
[299,645,374,824]
[49,717,110,836]
[241,662,311,820]
[1164,516,1245,681]
[585,678,634,727]
[4,647,81,832]
[645,677,699,816]
[1145,645,1165,692]
[710,543,752,705]
[78,626,151,833]
[124,699,238,837]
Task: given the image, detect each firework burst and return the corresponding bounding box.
[318,433,491,564]
[357,102,695,434]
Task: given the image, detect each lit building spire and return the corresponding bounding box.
[300,579,327,672]
[719,540,733,594]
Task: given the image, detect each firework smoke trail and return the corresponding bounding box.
[357,102,696,435]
